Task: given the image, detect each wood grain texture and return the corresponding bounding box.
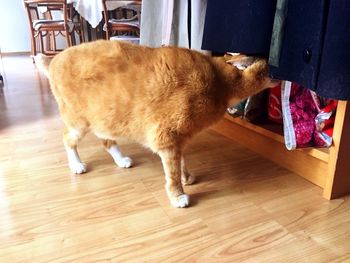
[212,117,328,188]
[323,100,350,199]
[223,114,330,163]
[1,55,350,262]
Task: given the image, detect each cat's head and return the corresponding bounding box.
[225,54,280,88]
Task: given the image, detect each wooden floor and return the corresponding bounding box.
[1,55,350,262]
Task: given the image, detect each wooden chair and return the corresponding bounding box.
[45,3,85,46]
[101,0,141,41]
[23,0,84,59]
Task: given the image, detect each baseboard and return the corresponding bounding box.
[1,51,31,56]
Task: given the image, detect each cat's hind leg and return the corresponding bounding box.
[101,139,133,168]
[158,148,189,208]
[181,157,195,185]
[63,127,87,174]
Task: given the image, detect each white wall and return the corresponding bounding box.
[0,0,31,53]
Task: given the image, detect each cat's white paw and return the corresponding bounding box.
[69,162,87,174]
[171,194,190,208]
[116,157,133,168]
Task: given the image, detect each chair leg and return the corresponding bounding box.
[79,26,85,43]
[71,31,76,46]
[30,30,37,63]
[48,31,54,52]
[65,29,71,48]
[82,23,85,43]
[29,32,37,62]
[46,32,51,52]
[39,32,45,55]
[52,32,57,52]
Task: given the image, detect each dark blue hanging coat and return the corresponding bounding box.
[202,0,350,100]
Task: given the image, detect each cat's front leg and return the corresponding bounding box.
[158,148,190,208]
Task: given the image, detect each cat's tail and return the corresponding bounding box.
[34,54,52,78]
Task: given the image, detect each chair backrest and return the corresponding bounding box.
[101,0,142,39]
[102,0,141,23]
[23,0,70,25]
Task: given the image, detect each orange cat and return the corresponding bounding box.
[36,40,278,208]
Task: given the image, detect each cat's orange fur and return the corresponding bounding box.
[36,40,278,208]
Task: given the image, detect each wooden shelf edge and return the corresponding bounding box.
[224,114,330,163]
[224,114,284,143]
[212,118,328,189]
[323,101,350,199]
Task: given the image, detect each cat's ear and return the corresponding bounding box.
[225,54,256,70]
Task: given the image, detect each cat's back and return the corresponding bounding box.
[48,40,221,113]
[49,40,215,85]
[49,40,151,81]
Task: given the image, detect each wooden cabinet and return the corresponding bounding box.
[212,100,350,199]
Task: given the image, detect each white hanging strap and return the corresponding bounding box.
[281,81,297,150]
